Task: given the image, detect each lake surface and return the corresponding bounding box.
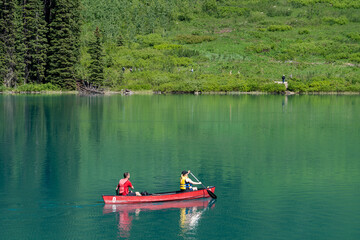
[0,94,359,240]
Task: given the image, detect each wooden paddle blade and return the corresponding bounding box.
[207,189,217,199]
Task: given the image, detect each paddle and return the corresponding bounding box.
[190,172,217,199]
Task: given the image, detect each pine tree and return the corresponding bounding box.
[0,1,7,85]
[23,0,48,84]
[13,2,26,85]
[0,0,17,87]
[88,27,104,87]
[46,0,80,89]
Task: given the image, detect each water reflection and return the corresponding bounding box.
[179,199,216,235]
[282,95,288,112]
[103,199,216,238]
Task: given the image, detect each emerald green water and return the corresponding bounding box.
[0,94,359,239]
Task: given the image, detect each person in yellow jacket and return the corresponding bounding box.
[180,170,202,191]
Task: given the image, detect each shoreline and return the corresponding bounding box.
[1,90,360,95]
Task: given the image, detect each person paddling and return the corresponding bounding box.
[180,170,202,191]
[116,172,140,196]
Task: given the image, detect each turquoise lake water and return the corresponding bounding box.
[0,94,359,239]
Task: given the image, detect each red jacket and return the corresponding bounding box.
[117,179,133,195]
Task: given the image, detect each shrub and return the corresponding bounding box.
[349,53,360,63]
[136,34,165,47]
[126,82,152,90]
[0,85,8,92]
[308,81,332,92]
[287,81,308,93]
[323,16,348,25]
[132,49,161,60]
[346,83,360,92]
[346,33,360,42]
[175,35,216,44]
[261,83,286,93]
[247,43,275,53]
[298,29,310,35]
[267,25,293,31]
[154,44,182,50]
[14,83,61,92]
[171,57,193,66]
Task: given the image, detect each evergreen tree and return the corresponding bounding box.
[46,0,80,89]
[88,27,104,87]
[23,0,48,84]
[0,1,7,85]
[0,0,16,87]
[13,2,26,85]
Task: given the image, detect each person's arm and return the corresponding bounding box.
[186,178,201,185]
[127,180,134,190]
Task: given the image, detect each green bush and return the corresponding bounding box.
[346,83,360,92]
[136,34,165,47]
[287,78,359,93]
[308,81,331,92]
[323,16,348,25]
[171,57,193,66]
[346,33,360,42]
[132,48,161,60]
[175,35,216,44]
[267,25,293,31]
[154,44,182,50]
[298,29,310,35]
[0,85,8,92]
[126,82,152,90]
[14,83,61,92]
[287,81,308,92]
[349,53,360,63]
[247,43,275,53]
[261,83,286,93]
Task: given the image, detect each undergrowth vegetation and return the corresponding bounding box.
[0,83,61,93]
[77,0,360,93]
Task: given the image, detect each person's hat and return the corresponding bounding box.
[181,170,188,175]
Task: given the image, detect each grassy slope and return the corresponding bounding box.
[78,0,360,93]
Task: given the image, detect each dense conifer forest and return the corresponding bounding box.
[1,0,360,93]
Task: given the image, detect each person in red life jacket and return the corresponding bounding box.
[180,170,202,191]
[116,172,141,196]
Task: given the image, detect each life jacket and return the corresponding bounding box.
[118,179,128,195]
[180,176,192,190]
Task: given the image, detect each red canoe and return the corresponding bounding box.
[103,198,214,214]
[102,187,216,204]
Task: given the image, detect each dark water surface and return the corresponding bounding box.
[0,94,359,240]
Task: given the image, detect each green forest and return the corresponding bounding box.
[1,0,360,93]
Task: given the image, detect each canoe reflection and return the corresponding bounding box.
[103,199,216,238]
